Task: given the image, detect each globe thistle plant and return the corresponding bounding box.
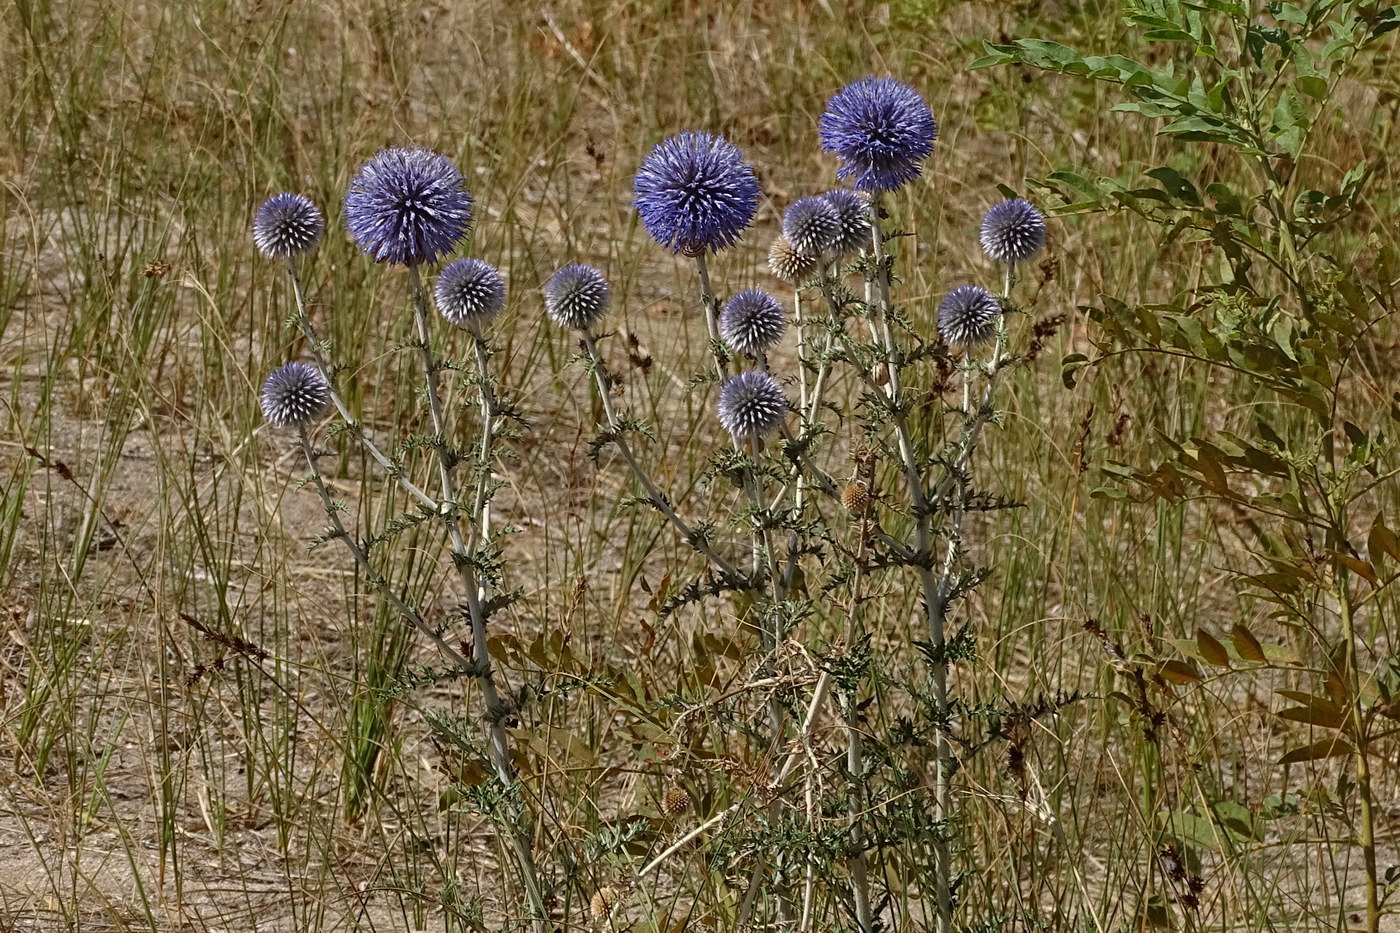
[822,188,872,256]
[253,193,325,259]
[344,147,473,266]
[979,198,1046,265]
[436,258,506,330]
[937,285,1001,347]
[768,236,819,286]
[545,263,611,331]
[633,131,760,256]
[260,361,331,427]
[783,196,842,257]
[719,290,787,358]
[717,370,789,440]
[819,77,937,192]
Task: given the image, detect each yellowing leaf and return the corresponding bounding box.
[1231,624,1267,662]
[1197,629,1231,667]
[1280,737,1353,764]
[1159,659,1203,684]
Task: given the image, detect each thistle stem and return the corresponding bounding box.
[406,265,547,932]
[285,258,436,512]
[694,253,730,383]
[580,330,744,580]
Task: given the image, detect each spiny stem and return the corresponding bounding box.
[285,258,436,512]
[581,330,743,580]
[694,253,730,384]
[406,265,547,932]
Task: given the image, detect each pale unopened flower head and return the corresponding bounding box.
[937,285,1001,346]
[819,77,937,192]
[980,198,1046,264]
[260,361,331,427]
[633,131,760,256]
[821,188,872,256]
[782,196,842,257]
[717,370,789,440]
[545,263,610,331]
[344,147,473,265]
[719,290,786,357]
[253,193,325,259]
[435,258,505,329]
[767,237,819,286]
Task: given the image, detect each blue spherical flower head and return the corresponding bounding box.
[980,198,1046,265]
[254,193,325,259]
[260,361,331,427]
[344,147,473,265]
[718,370,789,441]
[821,189,872,256]
[783,197,842,257]
[436,258,505,330]
[719,290,787,357]
[937,285,1001,347]
[819,77,937,192]
[633,131,760,256]
[545,263,610,331]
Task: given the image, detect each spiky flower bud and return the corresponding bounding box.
[344,147,473,266]
[842,481,872,515]
[782,196,841,257]
[544,263,610,331]
[822,188,872,256]
[937,285,1001,346]
[979,198,1046,265]
[661,786,690,817]
[435,258,505,329]
[633,131,760,256]
[253,193,325,259]
[260,362,330,427]
[717,370,788,440]
[819,76,937,192]
[767,237,819,286]
[719,289,786,357]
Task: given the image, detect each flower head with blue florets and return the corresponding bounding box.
[345,147,473,266]
[254,193,325,259]
[937,285,1001,347]
[436,258,506,330]
[719,290,787,358]
[979,198,1046,265]
[717,370,789,440]
[819,77,937,192]
[260,362,331,427]
[544,264,611,331]
[633,132,760,256]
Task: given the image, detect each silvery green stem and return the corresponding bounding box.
[468,333,497,558]
[406,266,547,933]
[285,258,436,512]
[868,196,952,933]
[694,253,730,383]
[793,290,809,411]
[580,330,744,581]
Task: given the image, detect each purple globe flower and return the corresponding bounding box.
[719,290,787,357]
[980,198,1046,264]
[253,193,325,259]
[544,263,610,331]
[782,197,842,257]
[260,361,331,427]
[344,147,473,265]
[937,285,1001,346]
[717,370,789,440]
[819,77,937,192]
[768,236,819,286]
[821,189,872,256]
[435,258,505,329]
[633,131,760,256]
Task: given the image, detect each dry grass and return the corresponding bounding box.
[1,0,1397,930]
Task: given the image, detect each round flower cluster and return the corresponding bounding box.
[260,361,331,427]
[819,77,937,192]
[545,264,611,331]
[344,147,473,266]
[436,258,506,330]
[717,370,789,440]
[980,198,1046,265]
[937,285,1001,347]
[254,193,325,259]
[634,131,760,256]
[719,290,786,358]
